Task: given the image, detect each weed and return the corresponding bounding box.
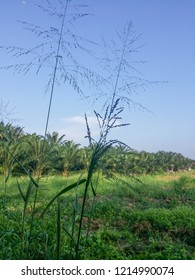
[1,173,195,259]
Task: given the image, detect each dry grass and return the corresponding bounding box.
[155,170,195,182]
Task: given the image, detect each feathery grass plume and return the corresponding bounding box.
[97,21,160,113]
[76,100,130,257]
[0,0,105,137]
[74,21,158,257]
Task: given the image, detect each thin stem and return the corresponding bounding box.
[56,198,61,260]
[3,178,7,215]
[109,30,129,113]
[75,153,96,258]
[44,1,69,137]
[29,187,38,237]
[84,169,100,245]
[102,26,130,141]
[75,177,90,258]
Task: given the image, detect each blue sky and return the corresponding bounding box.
[0,0,195,159]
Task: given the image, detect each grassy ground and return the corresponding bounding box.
[0,171,195,260]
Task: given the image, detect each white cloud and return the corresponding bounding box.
[63,115,97,126]
[56,115,100,145]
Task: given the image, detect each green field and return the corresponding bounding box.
[0,171,195,260]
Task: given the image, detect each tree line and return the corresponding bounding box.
[0,121,194,177]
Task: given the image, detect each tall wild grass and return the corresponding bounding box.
[0,0,152,259]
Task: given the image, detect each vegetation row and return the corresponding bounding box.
[1,121,194,178]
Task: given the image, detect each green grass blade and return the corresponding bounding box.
[90,181,96,197]
[25,181,33,206]
[5,159,15,184]
[41,178,86,217]
[56,199,61,260]
[63,226,74,241]
[16,179,26,202]
[8,151,39,188]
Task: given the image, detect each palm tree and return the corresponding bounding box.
[45,131,66,147]
[23,133,53,177]
[58,140,80,176]
[0,122,24,176]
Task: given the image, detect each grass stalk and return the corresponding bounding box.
[83,174,99,248]
[56,198,61,260]
[75,144,102,257]
[17,179,33,258]
[28,187,38,251]
[75,162,94,257]
[44,1,69,138]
